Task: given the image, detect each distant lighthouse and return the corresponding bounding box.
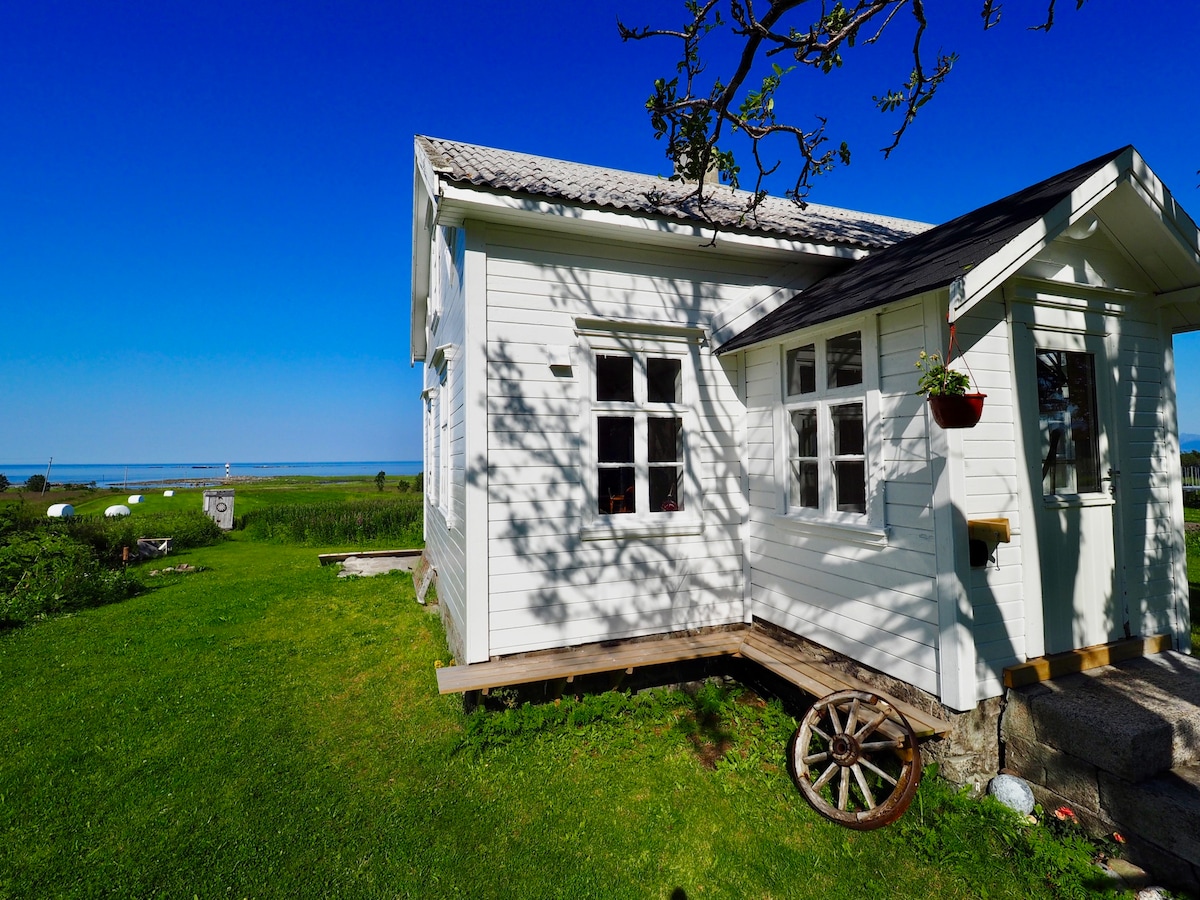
[225,462,230,479]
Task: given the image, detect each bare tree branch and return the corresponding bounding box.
[619,0,1089,215]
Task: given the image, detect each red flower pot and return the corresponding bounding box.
[928,393,986,429]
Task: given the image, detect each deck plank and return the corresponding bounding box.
[740,632,950,737]
[434,626,952,738]
[435,632,743,694]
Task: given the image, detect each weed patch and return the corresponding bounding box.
[238,496,423,546]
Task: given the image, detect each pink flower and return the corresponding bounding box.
[1113,832,1126,844]
[1053,806,1076,821]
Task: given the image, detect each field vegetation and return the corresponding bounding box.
[0,478,1147,897]
[0,475,423,628]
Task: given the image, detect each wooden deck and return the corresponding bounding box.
[435,627,951,738]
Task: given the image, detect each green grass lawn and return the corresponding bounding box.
[0,533,1120,899]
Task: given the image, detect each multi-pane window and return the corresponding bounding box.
[594,352,685,516]
[783,330,868,518]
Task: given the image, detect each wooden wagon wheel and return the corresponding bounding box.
[788,689,921,830]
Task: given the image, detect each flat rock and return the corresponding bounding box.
[338,556,418,578]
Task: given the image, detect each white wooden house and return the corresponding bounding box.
[410,137,1200,715]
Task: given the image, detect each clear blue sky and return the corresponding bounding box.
[3,0,1199,465]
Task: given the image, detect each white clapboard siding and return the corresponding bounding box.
[479,224,774,654]
[740,300,942,695]
[424,225,470,644]
[952,300,1028,700]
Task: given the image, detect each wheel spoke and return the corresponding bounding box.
[803,751,830,766]
[845,698,861,736]
[858,755,899,786]
[851,763,877,809]
[854,709,888,740]
[812,760,840,792]
[860,739,903,752]
[837,766,851,810]
[827,702,844,736]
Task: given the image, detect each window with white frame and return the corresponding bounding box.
[424,385,439,510]
[579,323,701,536]
[782,328,874,522]
[438,364,450,516]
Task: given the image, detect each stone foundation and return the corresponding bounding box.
[1003,666,1200,895]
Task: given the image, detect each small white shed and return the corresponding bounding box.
[202,489,235,531]
[411,137,1200,720]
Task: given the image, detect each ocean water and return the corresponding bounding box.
[0,461,422,488]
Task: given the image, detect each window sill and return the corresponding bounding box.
[1042,493,1114,510]
[581,516,705,542]
[771,514,888,547]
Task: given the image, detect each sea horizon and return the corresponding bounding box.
[0,460,423,488]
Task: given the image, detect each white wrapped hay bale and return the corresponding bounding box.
[163,490,175,497]
[104,504,131,517]
[46,503,74,518]
[127,494,144,504]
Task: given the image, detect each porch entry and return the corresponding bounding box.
[1026,327,1126,654]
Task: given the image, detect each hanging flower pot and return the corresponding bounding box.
[928,392,987,429]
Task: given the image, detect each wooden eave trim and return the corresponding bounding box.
[410,162,436,364]
[950,155,1132,325]
[433,183,869,261]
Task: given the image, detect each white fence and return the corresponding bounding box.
[1184,466,1200,488]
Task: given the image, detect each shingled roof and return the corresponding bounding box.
[718,146,1131,354]
[416,136,930,251]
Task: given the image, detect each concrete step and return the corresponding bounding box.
[1004,651,1200,783]
[1102,764,1200,892]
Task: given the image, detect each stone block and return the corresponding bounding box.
[1100,766,1200,868]
[1014,672,1177,781]
[1001,685,1047,744]
[1004,733,1048,784]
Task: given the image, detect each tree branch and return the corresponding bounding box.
[620,0,1087,213]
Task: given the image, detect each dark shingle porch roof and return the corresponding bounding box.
[718,146,1130,354]
[417,135,930,251]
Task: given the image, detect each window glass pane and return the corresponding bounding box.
[599,467,636,515]
[648,417,681,463]
[1037,350,1101,494]
[650,466,683,512]
[831,403,864,456]
[647,358,682,403]
[791,409,818,458]
[596,354,634,402]
[791,461,819,509]
[834,461,866,513]
[827,332,863,388]
[597,416,634,463]
[786,344,816,396]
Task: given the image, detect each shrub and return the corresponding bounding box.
[24,474,46,493]
[0,530,142,626]
[0,474,9,492]
[63,511,223,563]
[375,470,386,492]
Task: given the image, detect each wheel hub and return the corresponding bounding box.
[830,732,859,765]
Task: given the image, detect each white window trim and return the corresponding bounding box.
[576,320,705,541]
[774,319,886,543]
[431,344,459,530]
[422,384,439,512]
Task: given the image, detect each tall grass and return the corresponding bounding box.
[237,496,423,546]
